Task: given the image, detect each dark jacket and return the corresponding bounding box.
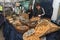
[26,9,33,19]
[34,7,45,17]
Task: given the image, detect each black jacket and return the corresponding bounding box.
[34,7,45,17]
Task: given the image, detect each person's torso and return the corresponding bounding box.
[35,8,43,16]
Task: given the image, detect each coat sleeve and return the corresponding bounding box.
[41,8,45,16]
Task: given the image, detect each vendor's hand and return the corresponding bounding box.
[38,15,41,17]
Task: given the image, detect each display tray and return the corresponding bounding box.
[6,14,60,40]
[5,15,40,33]
[23,19,60,40]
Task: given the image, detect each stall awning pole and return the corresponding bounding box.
[32,0,35,9]
[3,0,5,21]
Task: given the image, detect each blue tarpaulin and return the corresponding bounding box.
[0,14,4,27]
[3,21,23,40]
[46,30,60,40]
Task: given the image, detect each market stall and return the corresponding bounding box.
[3,12,60,40]
[2,0,60,40]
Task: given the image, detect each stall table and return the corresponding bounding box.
[3,16,60,40]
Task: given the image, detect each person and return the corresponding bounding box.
[0,5,3,14]
[15,2,21,15]
[34,3,45,18]
[26,4,33,19]
[0,5,4,29]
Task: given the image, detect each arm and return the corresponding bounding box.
[41,8,45,16]
[38,8,45,17]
